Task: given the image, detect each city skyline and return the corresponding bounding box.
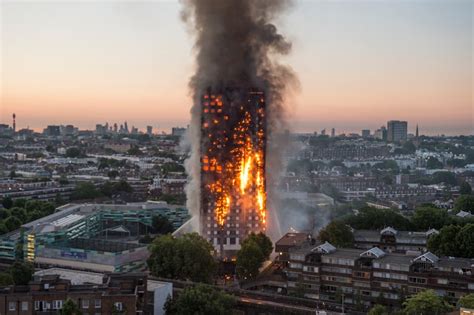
[1,0,472,135]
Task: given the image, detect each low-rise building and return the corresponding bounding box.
[0,273,147,315]
[285,241,474,310]
[0,202,189,270]
[353,227,438,254]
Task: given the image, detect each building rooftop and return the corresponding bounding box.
[35,268,103,285]
[275,232,310,247]
[323,248,365,259]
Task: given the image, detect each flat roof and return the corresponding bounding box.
[276,233,309,247]
[35,268,103,285]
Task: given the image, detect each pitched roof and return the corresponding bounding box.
[360,247,386,258]
[312,241,336,254]
[413,252,439,263]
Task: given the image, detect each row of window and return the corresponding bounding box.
[7,300,123,311]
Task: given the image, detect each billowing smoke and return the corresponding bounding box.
[181,0,298,239]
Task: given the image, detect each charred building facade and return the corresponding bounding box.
[200,87,266,257]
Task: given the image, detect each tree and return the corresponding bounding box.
[100,180,133,197]
[403,290,452,315]
[60,299,83,315]
[318,221,354,247]
[70,182,102,200]
[345,207,413,230]
[411,206,450,230]
[127,146,143,156]
[0,208,10,220]
[10,261,34,285]
[65,147,83,158]
[456,224,474,258]
[10,207,28,223]
[1,197,13,209]
[147,233,217,283]
[0,223,8,235]
[431,171,457,186]
[152,215,174,234]
[368,304,389,315]
[426,157,443,169]
[460,181,472,195]
[402,141,416,154]
[459,293,474,309]
[161,162,185,173]
[107,170,119,179]
[4,216,22,232]
[0,272,13,286]
[427,225,462,257]
[241,232,273,260]
[236,240,265,280]
[454,195,474,214]
[165,284,235,315]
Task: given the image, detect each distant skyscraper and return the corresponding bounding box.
[146,126,153,136]
[321,128,326,136]
[113,123,118,133]
[12,113,16,133]
[44,125,61,137]
[374,126,387,141]
[331,128,335,138]
[171,127,187,137]
[387,120,408,142]
[361,129,370,138]
[416,124,419,138]
[124,121,129,134]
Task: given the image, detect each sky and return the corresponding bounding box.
[0,0,472,135]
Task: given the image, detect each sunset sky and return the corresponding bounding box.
[1,0,472,135]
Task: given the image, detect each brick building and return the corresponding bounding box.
[0,273,147,315]
[353,227,439,254]
[285,241,473,310]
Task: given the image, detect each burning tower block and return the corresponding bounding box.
[200,87,266,258]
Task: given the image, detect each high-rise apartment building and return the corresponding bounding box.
[200,87,266,258]
[387,120,407,142]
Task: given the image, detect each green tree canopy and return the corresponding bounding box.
[60,299,83,315]
[10,207,28,223]
[147,233,217,283]
[1,197,13,209]
[460,181,472,195]
[459,293,474,309]
[428,223,474,258]
[454,195,474,214]
[65,147,83,158]
[236,240,265,280]
[368,304,389,315]
[344,206,413,230]
[241,232,273,260]
[100,180,133,197]
[4,216,22,232]
[456,224,474,258]
[431,171,457,186]
[152,215,174,235]
[426,157,443,169]
[165,284,235,315]
[70,182,102,200]
[403,290,452,315]
[411,206,450,230]
[427,225,462,257]
[10,261,34,285]
[318,221,354,247]
[0,272,13,286]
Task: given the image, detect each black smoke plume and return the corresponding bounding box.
[181,0,298,238]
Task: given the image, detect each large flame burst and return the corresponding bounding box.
[201,88,266,234]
